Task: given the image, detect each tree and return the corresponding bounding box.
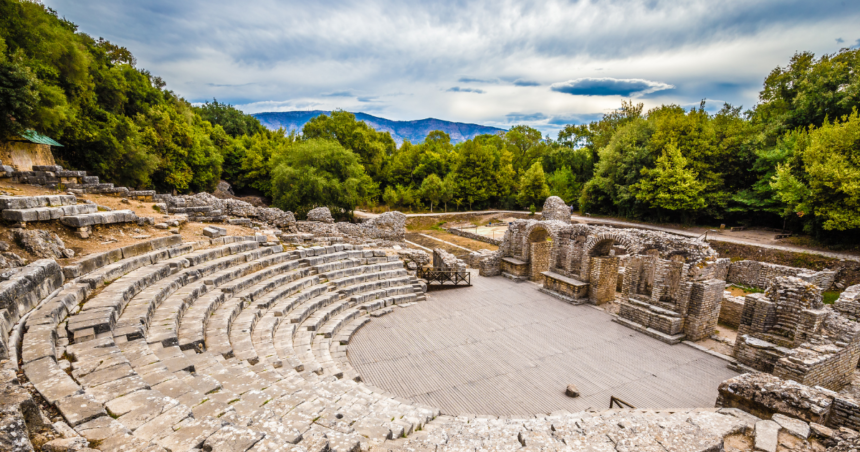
[271,139,376,218]
[0,52,40,138]
[452,138,494,210]
[194,99,264,138]
[302,110,396,179]
[382,186,397,211]
[420,173,444,212]
[632,142,707,217]
[771,110,860,232]
[517,162,550,208]
[441,173,455,212]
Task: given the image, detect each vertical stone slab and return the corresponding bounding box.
[589,256,619,305]
[684,279,725,341]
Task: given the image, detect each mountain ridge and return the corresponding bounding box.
[252,111,506,144]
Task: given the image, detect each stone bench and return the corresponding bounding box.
[540,271,589,303]
[0,194,76,210]
[1,203,98,222]
[59,209,138,228]
[500,256,529,280]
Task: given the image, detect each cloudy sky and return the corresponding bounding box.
[44,0,860,137]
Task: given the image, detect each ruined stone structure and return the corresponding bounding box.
[717,373,860,433]
[432,248,467,277]
[733,277,860,390]
[481,197,729,343]
[539,195,571,223]
[834,284,860,321]
[1,186,859,450]
[727,259,837,291]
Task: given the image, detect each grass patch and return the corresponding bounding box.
[730,284,764,294]
[430,221,447,232]
[823,291,841,305]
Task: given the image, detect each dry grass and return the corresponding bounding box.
[0,182,261,264]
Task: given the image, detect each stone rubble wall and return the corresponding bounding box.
[727,259,837,291]
[716,373,860,432]
[734,277,860,390]
[834,284,860,321]
[539,196,571,223]
[433,248,467,276]
[719,292,746,328]
[155,192,297,230]
[446,227,503,245]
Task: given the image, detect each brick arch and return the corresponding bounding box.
[579,231,640,281]
[520,223,561,263]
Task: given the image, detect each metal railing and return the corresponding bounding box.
[609,396,635,409]
[416,267,471,286]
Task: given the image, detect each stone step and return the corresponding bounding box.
[1,203,98,222]
[59,209,138,228]
[0,194,77,210]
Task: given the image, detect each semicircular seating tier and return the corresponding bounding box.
[1,230,815,452]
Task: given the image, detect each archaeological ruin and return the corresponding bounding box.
[1,176,859,451]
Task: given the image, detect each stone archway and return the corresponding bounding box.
[580,233,635,305]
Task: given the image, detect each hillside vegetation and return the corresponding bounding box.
[1,0,859,244]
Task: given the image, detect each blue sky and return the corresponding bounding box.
[44,0,860,138]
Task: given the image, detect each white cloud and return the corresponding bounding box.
[43,0,860,137]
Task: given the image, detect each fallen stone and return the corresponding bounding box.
[754,420,779,452]
[40,436,89,451]
[307,207,334,223]
[772,413,810,439]
[202,226,226,238]
[565,384,580,398]
[153,223,168,230]
[810,422,834,440]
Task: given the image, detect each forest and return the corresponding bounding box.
[1,0,858,244]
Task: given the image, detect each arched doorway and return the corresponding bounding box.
[584,238,623,305]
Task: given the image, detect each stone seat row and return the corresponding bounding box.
[44,238,434,450]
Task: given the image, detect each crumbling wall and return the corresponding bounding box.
[433,248,467,277]
[727,260,836,291]
[734,277,860,390]
[446,227,502,245]
[540,196,570,223]
[719,292,746,328]
[834,284,860,321]
[716,373,860,431]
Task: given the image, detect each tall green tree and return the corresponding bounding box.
[771,110,860,233]
[302,111,396,180]
[419,173,444,212]
[271,139,377,219]
[633,142,707,218]
[517,162,550,209]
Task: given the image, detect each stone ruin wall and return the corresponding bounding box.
[834,284,860,321]
[432,248,467,276]
[446,227,503,245]
[717,373,860,433]
[733,277,860,390]
[727,259,837,291]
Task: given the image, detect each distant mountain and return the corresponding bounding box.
[252,111,505,144]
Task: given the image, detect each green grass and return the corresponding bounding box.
[823,291,841,305]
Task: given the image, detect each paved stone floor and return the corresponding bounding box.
[349,272,739,416]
